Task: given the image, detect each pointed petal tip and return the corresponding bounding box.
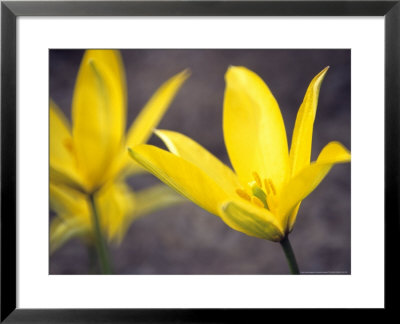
[127,144,153,158]
[127,145,148,164]
[153,129,171,145]
[225,65,246,80]
[153,128,177,138]
[317,141,351,164]
[176,68,191,82]
[153,129,173,152]
[315,66,330,81]
[127,147,135,158]
[182,68,191,76]
[330,140,351,153]
[332,141,351,161]
[316,65,329,78]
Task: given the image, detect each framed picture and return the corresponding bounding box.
[1,0,398,321]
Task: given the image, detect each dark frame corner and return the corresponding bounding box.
[1,1,399,322]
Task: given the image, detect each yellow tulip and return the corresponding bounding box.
[50,50,189,260]
[129,66,351,245]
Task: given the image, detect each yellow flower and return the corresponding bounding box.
[50,50,189,251]
[129,66,351,242]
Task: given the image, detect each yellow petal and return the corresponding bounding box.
[113,70,189,180]
[314,141,351,164]
[72,50,126,192]
[50,167,87,193]
[133,184,187,219]
[49,183,90,222]
[220,199,284,241]
[49,183,91,252]
[289,67,329,177]
[125,69,190,148]
[96,182,136,244]
[278,141,351,232]
[120,160,146,178]
[223,66,289,191]
[50,217,87,254]
[50,100,72,167]
[50,100,85,189]
[101,147,146,185]
[155,129,241,195]
[129,144,229,216]
[286,202,301,234]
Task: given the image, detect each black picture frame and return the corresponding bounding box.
[1,0,398,321]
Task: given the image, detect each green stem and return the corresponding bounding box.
[89,193,112,274]
[87,243,98,274]
[280,236,300,274]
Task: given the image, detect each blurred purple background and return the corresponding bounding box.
[50,49,351,274]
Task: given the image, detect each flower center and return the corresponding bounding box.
[235,171,277,210]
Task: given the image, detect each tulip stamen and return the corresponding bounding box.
[251,196,264,208]
[251,184,269,209]
[236,189,251,201]
[269,179,277,196]
[263,179,270,195]
[235,174,272,210]
[236,174,278,210]
[252,172,262,188]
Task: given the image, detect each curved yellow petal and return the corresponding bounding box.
[72,50,126,192]
[220,199,284,241]
[133,184,187,219]
[49,184,92,251]
[50,167,87,194]
[50,181,135,246]
[125,69,190,148]
[50,100,84,189]
[289,67,329,177]
[278,141,351,232]
[286,202,301,234]
[155,129,241,195]
[223,66,289,191]
[50,217,88,254]
[50,184,91,252]
[129,144,229,216]
[49,183,90,222]
[314,141,351,164]
[114,69,189,180]
[101,150,147,188]
[96,182,135,244]
[50,100,72,167]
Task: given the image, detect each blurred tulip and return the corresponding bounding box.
[50,50,189,272]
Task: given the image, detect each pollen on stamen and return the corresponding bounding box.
[251,196,264,208]
[236,189,251,201]
[269,179,277,195]
[252,172,262,188]
[264,179,271,195]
